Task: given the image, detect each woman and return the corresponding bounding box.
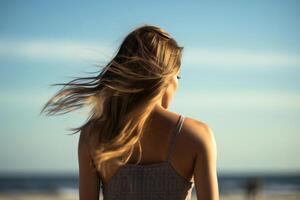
[40,24,219,200]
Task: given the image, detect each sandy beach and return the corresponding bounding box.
[0,193,299,200]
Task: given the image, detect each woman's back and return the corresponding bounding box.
[101,114,194,200]
[79,106,219,200]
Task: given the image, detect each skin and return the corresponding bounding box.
[78,71,219,200]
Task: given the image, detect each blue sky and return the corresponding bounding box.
[0,0,299,174]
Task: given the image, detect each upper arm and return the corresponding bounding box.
[191,121,219,200]
[78,126,101,200]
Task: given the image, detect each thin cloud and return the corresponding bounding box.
[0,39,114,63]
[1,89,299,111]
[0,39,299,70]
[182,48,300,70]
[174,90,300,110]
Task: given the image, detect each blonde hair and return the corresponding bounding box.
[40,24,184,171]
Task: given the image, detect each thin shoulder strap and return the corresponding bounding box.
[166,115,185,162]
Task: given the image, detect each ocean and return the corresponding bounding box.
[0,173,299,197]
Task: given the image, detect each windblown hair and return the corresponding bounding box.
[40,24,184,171]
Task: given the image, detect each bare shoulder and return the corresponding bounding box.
[79,120,93,141]
[182,117,217,157]
[182,117,219,199]
[78,119,98,153]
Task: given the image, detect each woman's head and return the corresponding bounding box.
[102,24,183,108]
[40,24,184,170]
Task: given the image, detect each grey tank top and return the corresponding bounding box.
[100,115,195,200]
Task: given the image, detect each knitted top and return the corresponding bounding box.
[100,115,195,200]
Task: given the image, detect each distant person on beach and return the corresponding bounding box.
[244,177,263,200]
[40,24,219,200]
